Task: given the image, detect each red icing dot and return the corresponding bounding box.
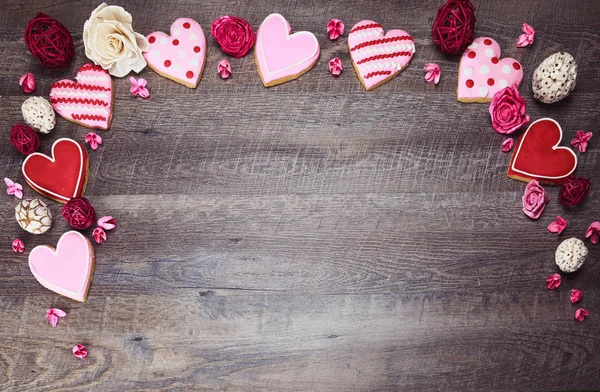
[183,22,191,29]
[513,62,521,70]
[484,39,492,46]
[194,46,201,53]
[491,57,499,64]
[164,60,171,67]
[186,71,194,79]
[148,36,156,44]
[487,78,495,86]
[467,51,476,59]
[173,39,179,46]
[466,79,474,88]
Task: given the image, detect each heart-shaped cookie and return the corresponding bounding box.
[457,37,523,103]
[22,138,89,203]
[255,13,320,87]
[49,64,113,130]
[144,18,206,88]
[508,118,577,184]
[348,20,415,91]
[29,231,95,302]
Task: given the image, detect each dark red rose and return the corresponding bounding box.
[211,16,255,58]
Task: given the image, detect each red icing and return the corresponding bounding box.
[193,46,201,53]
[50,98,108,107]
[22,139,88,203]
[513,62,521,70]
[78,64,104,72]
[173,39,179,46]
[487,78,495,86]
[356,51,412,65]
[149,36,156,44]
[72,114,107,121]
[349,23,382,34]
[183,22,191,29]
[466,79,474,88]
[484,39,492,45]
[491,57,499,64]
[508,119,577,184]
[164,60,171,67]
[467,51,476,59]
[349,36,413,52]
[51,82,110,91]
[364,70,392,79]
[186,71,194,79]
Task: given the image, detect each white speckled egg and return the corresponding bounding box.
[21,96,55,134]
[555,237,588,273]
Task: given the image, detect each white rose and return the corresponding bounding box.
[83,3,149,77]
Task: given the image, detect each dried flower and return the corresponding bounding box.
[570,289,582,304]
[516,23,535,47]
[4,178,23,199]
[522,180,549,219]
[570,131,593,153]
[46,308,67,327]
[93,227,107,244]
[129,76,149,98]
[546,273,561,290]
[19,73,36,93]
[72,344,88,358]
[489,84,530,134]
[424,63,441,85]
[501,138,514,152]
[547,216,567,235]
[85,133,102,150]
[12,239,25,253]
[329,57,343,76]
[575,308,588,322]
[98,216,116,230]
[585,221,600,244]
[217,59,231,79]
[327,19,344,40]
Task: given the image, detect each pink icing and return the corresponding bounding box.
[144,18,206,88]
[28,231,94,302]
[348,20,415,90]
[457,37,523,102]
[49,64,113,130]
[255,13,320,86]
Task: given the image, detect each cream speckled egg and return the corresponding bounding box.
[532,52,577,104]
[555,237,588,273]
[15,198,53,234]
[21,96,55,134]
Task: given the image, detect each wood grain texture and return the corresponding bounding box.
[0,0,599,390]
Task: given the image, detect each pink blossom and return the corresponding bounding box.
[547,216,567,235]
[85,133,102,150]
[93,227,107,244]
[424,63,441,85]
[522,180,549,219]
[585,221,600,244]
[4,178,23,199]
[501,138,514,152]
[19,73,36,93]
[217,59,231,79]
[327,19,344,40]
[570,289,582,304]
[46,308,67,327]
[72,344,88,358]
[329,58,343,76]
[546,273,561,290]
[129,77,149,99]
[98,216,116,230]
[570,130,593,153]
[575,308,588,322]
[12,239,24,253]
[516,23,535,47]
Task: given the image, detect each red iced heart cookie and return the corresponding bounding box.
[508,118,577,184]
[29,231,95,302]
[22,138,89,203]
[144,18,206,88]
[457,37,523,103]
[49,64,114,130]
[348,20,415,91]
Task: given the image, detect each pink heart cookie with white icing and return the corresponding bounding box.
[49,64,113,130]
[255,13,320,87]
[144,18,206,88]
[348,20,415,91]
[457,37,523,103]
[29,231,95,302]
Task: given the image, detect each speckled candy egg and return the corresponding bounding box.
[21,96,55,134]
[555,237,588,273]
[15,198,53,234]
[532,52,577,104]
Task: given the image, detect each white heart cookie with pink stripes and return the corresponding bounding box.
[49,64,113,130]
[143,18,206,88]
[348,20,415,91]
[457,37,523,103]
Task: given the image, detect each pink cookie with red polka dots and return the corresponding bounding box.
[457,37,523,103]
[144,18,206,88]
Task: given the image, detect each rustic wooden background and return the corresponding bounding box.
[1,0,599,390]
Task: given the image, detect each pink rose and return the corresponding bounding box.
[489,84,530,134]
[211,16,255,58]
[522,180,549,219]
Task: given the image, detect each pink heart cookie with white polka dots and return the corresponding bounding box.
[457,37,523,103]
[144,18,206,88]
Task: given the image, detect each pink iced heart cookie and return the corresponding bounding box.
[144,18,206,88]
[28,231,95,302]
[457,37,523,103]
[49,64,113,130]
[255,13,320,87]
[348,20,415,91]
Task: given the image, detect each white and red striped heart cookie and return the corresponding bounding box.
[49,64,113,130]
[348,20,415,91]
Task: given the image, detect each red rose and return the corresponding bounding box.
[489,84,530,134]
[211,16,255,58]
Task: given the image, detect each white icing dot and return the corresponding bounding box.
[468,42,478,49]
[499,79,508,88]
[160,37,168,45]
[173,64,181,72]
[463,67,473,76]
[502,65,511,74]
[479,86,489,98]
[152,50,161,58]
[173,29,181,36]
[189,33,197,41]
[480,65,490,75]
[178,50,186,59]
[484,49,494,57]
[191,58,199,66]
